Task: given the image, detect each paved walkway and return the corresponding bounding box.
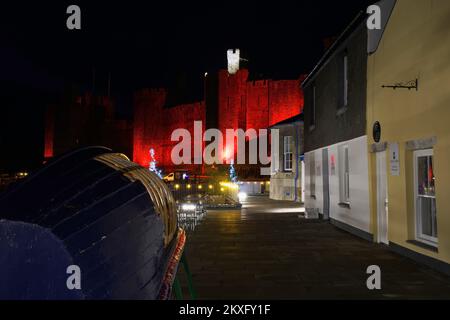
[179,196,450,299]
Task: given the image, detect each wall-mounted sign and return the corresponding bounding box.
[373,121,381,143]
[389,142,400,176]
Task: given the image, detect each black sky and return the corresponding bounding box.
[0,0,373,171]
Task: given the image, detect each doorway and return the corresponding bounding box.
[376,151,389,244]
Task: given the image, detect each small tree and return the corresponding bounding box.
[149,148,163,179]
[229,159,238,183]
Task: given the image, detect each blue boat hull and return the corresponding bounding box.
[0,147,181,300]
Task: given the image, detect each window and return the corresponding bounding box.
[283,136,293,172]
[343,146,350,202]
[339,145,350,204]
[414,149,438,246]
[310,86,316,128]
[310,153,316,197]
[343,55,348,107]
[338,52,349,109]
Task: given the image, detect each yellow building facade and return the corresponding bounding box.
[367,0,450,271]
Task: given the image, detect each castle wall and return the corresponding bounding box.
[246,80,269,132]
[164,102,206,169]
[132,89,205,171]
[44,93,132,162]
[217,69,249,136]
[131,70,305,173]
[44,69,304,176]
[268,79,304,127]
[133,89,167,168]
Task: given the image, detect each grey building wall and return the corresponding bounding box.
[270,122,304,201]
[303,23,368,153]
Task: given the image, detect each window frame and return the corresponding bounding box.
[338,145,350,205]
[343,145,350,203]
[310,85,316,129]
[413,149,438,247]
[343,54,348,107]
[283,136,293,172]
[310,153,316,198]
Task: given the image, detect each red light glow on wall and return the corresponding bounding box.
[132,69,305,172]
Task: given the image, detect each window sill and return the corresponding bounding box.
[336,107,348,117]
[338,202,351,209]
[407,240,438,253]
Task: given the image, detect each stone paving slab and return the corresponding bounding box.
[179,196,450,299]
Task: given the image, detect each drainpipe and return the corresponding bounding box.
[293,123,300,202]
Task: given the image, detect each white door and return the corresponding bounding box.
[376,151,389,244]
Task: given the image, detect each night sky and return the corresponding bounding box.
[0,0,373,171]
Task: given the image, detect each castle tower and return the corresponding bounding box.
[227,49,240,75]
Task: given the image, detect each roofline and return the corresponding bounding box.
[301,11,367,88]
[268,114,304,129]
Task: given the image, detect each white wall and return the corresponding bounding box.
[240,182,263,195]
[305,150,323,214]
[270,173,296,201]
[305,135,371,233]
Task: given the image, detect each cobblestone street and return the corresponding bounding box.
[180,196,450,299]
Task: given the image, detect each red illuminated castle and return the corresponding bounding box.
[44,52,305,177]
[133,68,305,174]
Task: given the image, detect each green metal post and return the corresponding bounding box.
[173,277,183,300]
[181,253,197,299]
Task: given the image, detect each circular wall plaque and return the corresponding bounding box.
[373,121,381,143]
